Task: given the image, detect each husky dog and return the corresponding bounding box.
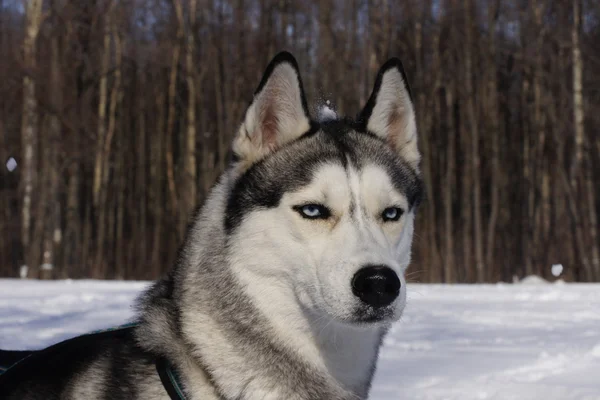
[0,51,422,399]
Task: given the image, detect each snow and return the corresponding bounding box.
[317,99,338,122]
[5,157,17,172]
[552,264,564,277]
[1,279,600,400]
[515,275,550,285]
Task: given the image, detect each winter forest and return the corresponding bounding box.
[0,0,598,283]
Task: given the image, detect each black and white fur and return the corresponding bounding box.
[0,52,423,400]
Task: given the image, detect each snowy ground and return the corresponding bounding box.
[1,279,599,400]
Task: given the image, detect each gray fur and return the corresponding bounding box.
[137,172,369,400]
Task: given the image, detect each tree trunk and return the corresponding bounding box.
[415,0,442,282]
[43,31,63,278]
[183,0,198,231]
[521,68,533,278]
[317,0,334,98]
[214,39,226,172]
[457,1,473,282]
[166,0,183,229]
[463,0,484,282]
[151,89,166,273]
[570,0,592,279]
[215,3,228,173]
[136,71,147,276]
[115,132,126,279]
[584,154,600,281]
[485,0,500,281]
[93,6,112,208]
[444,85,455,283]
[64,159,79,278]
[95,20,122,275]
[570,0,584,184]
[531,0,548,277]
[20,0,44,278]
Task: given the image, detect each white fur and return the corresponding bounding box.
[180,177,351,399]
[224,162,414,396]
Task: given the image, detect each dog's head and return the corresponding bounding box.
[225,52,422,326]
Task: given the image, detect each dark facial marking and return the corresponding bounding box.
[225,133,346,233]
[225,119,423,233]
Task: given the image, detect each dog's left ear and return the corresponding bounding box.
[233,51,311,169]
[359,58,420,170]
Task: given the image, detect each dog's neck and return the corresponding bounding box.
[173,255,384,400]
[176,267,383,400]
[236,265,385,395]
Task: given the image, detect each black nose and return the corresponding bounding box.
[351,266,400,308]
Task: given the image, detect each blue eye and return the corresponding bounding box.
[294,204,331,219]
[382,207,403,222]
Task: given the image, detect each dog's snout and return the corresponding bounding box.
[351,265,400,308]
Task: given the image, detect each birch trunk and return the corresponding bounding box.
[95,21,122,275]
[43,31,62,278]
[20,0,44,277]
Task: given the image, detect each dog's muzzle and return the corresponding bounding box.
[351,265,400,308]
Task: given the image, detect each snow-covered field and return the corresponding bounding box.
[1,279,599,400]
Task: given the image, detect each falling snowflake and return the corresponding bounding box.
[318,100,337,122]
[6,157,17,172]
[551,264,563,277]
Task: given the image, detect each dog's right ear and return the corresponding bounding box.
[358,58,420,171]
[232,51,311,170]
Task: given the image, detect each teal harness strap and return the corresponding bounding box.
[0,351,34,375]
[91,323,187,399]
[156,356,187,400]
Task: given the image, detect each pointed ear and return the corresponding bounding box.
[232,51,311,169]
[358,58,420,170]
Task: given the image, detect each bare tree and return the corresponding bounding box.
[20,0,44,277]
[485,0,501,281]
[570,0,584,184]
[1,0,599,283]
[182,0,199,228]
[166,0,184,232]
